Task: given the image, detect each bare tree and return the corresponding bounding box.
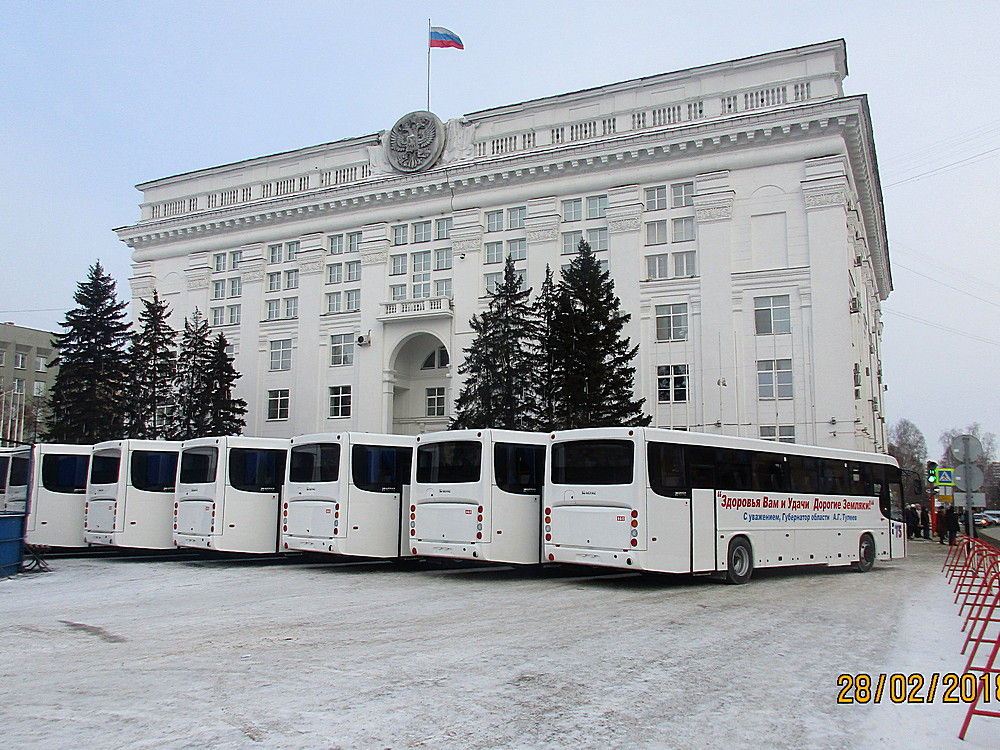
[888,418,928,504]
[938,423,997,467]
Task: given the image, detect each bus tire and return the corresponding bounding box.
[854,533,876,573]
[725,537,753,585]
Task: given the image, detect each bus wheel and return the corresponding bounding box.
[725,537,753,585]
[854,533,876,573]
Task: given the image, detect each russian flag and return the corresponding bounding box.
[429,26,464,49]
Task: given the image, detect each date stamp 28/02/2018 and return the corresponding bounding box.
[837,673,999,704]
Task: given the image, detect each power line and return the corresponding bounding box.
[884,147,1000,188]
[883,308,1000,347]
[894,263,1000,309]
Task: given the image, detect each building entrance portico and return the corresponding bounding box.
[386,332,451,435]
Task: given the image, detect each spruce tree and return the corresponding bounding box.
[550,240,650,429]
[45,261,131,443]
[526,265,558,431]
[125,290,177,439]
[205,333,247,436]
[167,309,215,440]
[452,256,536,430]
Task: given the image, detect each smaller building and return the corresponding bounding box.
[0,322,58,444]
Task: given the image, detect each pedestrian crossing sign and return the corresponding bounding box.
[937,468,954,485]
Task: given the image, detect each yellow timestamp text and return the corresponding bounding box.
[837,673,1000,704]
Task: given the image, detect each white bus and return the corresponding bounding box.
[545,427,906,583]
[24,443,92,547]
[282,432,414,558]
[174,436,289,554]
[411,429,548,564]
[84,440,181,549]
[0,446,31,513]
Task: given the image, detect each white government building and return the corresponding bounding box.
[115,39,890,452]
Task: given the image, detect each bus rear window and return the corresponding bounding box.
[289,443,340,483]
[42,454,89,494]
[551,440,633,485]
[416,441,481,484]
[90,454,121,485]
[0,457,7,491]
[495,443,545,495]
[353,445,412,493]
[9,457,29,488]
[131,451,178,492]
[179,448,218,485]
[229,448,286,493]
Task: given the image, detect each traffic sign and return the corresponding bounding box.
[951,434,984,463]
[936,468,955,485]
[955,465,985,493]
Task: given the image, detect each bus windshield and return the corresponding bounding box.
[289,443,340,483]
[353,445,412,493]
[42,454,89,494]
[494,443,545,495]
[90,454,121,485]
[552,440,634,485]
[416,441,481,484]
[179,448,218,485]
[229,448,286,493]
[131,451,178,492]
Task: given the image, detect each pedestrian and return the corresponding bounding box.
[905,505,919,540]
[937,508,948,545]
[945,505,960,546]
[921,505,931,540]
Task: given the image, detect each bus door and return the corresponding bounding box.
[86,449,122,540]
[176,447,219,540]
[684,446,718,573]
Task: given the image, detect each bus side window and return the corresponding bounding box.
[647,442,685,495]
[753,453,790,493]
[847,462,867,496]
[789,455,818,494]
[715,448,751,491]
[818,459,849,495]
[685,446,716,489]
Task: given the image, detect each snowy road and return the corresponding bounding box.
[0,541,996,750]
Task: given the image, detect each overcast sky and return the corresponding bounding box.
[1,0,997,456]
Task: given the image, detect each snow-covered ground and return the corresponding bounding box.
[1,540,997,750]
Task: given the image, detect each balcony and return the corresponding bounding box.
[378,296,454,322]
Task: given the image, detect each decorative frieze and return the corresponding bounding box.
[526,226,559,243]
[186,272,210,290]
[299,259,325,275]
[803,189,849,209]
[451,237,483,255]
[694,191,735,223]
[361,251,388,265]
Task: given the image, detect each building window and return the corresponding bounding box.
[674,251,697,277]
[35,356,46,372]
[413,221,432,243]
[757,359,793,399]
[329,234,344,255]
[754,295,791,335]
[486,210,503,232]
[230,250,242,269]
[671,182,695,208]
[646,254,670,280]
[345,290,361,312]
[484,272,502,295]
[562,230,583,254]
[329,386,352,418]
[326,292,342,313]
[657,365,689,403]
[390,284,407,301]
[213,253,226,272]
[435,278,453,298]
[269,244,283,264]
[508,206,526,229]
[485,242,503,264]
[267,389,290,421]
[33,381,45,398]
[412,251,431,298]
[212,280,225,300]
[285,241,300,260]
[434,248,452,270]
[12,378,24,395]
[330,334,354,366]
[227,305,241,325]
[646,221,668,245]
[266,300,281,320]
[228,278,242,298]
[390,255,407,276]
[347,232,362,253]
[673,217,695,242]
[645,186,667,211]
[269,339,292,371]
[284,297,298,319]
[422,346,450,369]
[587,228,608,252]
[436,218,453,240]
[211,307,225,326]
[426,387,446,417]
[562,199,582,222]
[760,425,796,443]
[655,304,688,341]
[508,238,527,261]
[267,272,281,292]
[327,264,343,284]
[285,269,299,289]
[346,261,361,283]
[393,225,408,245]
[587,195,607,219]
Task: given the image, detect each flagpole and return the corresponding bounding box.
[426,18,431,111]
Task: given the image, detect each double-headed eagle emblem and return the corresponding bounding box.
[387,111,445,173]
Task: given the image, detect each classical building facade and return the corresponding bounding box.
[115,39,891,452]
[0,322,58,443]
